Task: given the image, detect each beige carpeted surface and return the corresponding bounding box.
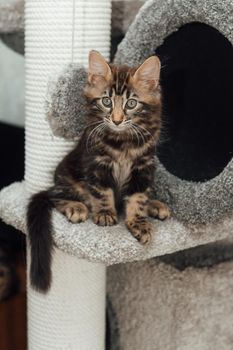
[107,260,233,350]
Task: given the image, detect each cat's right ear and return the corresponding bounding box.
[88,50,112,84]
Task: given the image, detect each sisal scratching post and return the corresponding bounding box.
[25,0,111,348]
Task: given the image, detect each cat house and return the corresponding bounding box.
[0,0,233,349]
[110,1,233,348]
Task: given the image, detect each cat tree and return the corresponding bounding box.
[0,0,233,349]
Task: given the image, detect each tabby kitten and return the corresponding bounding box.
[27,51,170,292]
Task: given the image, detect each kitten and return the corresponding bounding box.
[27,51,170,292]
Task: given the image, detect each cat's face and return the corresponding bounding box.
[84,51,161,136]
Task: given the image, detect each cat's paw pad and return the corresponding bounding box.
[65,203,89,223]
[93,211,117,226]
[126,219,152,245]
[149,200,170,220]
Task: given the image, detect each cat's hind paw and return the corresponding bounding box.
[93,210,117,226]
[148,200,170,220]
[65,202,89,223]
[126,219,152,245]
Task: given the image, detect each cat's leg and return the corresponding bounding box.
[90,186,117,226]
[148,199,170,220]
[56,200,89,223]
[124,163,155,244]
[50,181,90,223]
[125,192,152,244]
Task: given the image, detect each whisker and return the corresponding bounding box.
[91,124,106,148]
[133,123,157,144]
[86,123,104,152]
[95,124,106,138]
[132,123,153,138]
[129,127,134,143]
[131,124,146,145]
[123,120,131,125]
[104,117,111,124]
[87,120,102,126]
[130,125,140,146]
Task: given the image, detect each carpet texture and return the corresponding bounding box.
[107,259,233,350]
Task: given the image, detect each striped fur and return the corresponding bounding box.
[27,51,170,292]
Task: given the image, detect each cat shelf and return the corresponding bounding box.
[0,180,232,265]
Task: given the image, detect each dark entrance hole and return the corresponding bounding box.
[156,22,233,182]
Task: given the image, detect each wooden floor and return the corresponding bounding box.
[0,255,27,350]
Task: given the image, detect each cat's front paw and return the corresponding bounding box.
[93,210,117,226]
[65,202,89,223]
[126,219,152,245]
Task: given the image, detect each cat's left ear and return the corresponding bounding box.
[133,56,161,89]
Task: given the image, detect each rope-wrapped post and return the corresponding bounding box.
[25,0,111,348]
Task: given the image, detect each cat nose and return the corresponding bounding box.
[113,120,122,126]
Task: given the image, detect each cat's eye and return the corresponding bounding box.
[102,97,112,108]
[125,99,137,109]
